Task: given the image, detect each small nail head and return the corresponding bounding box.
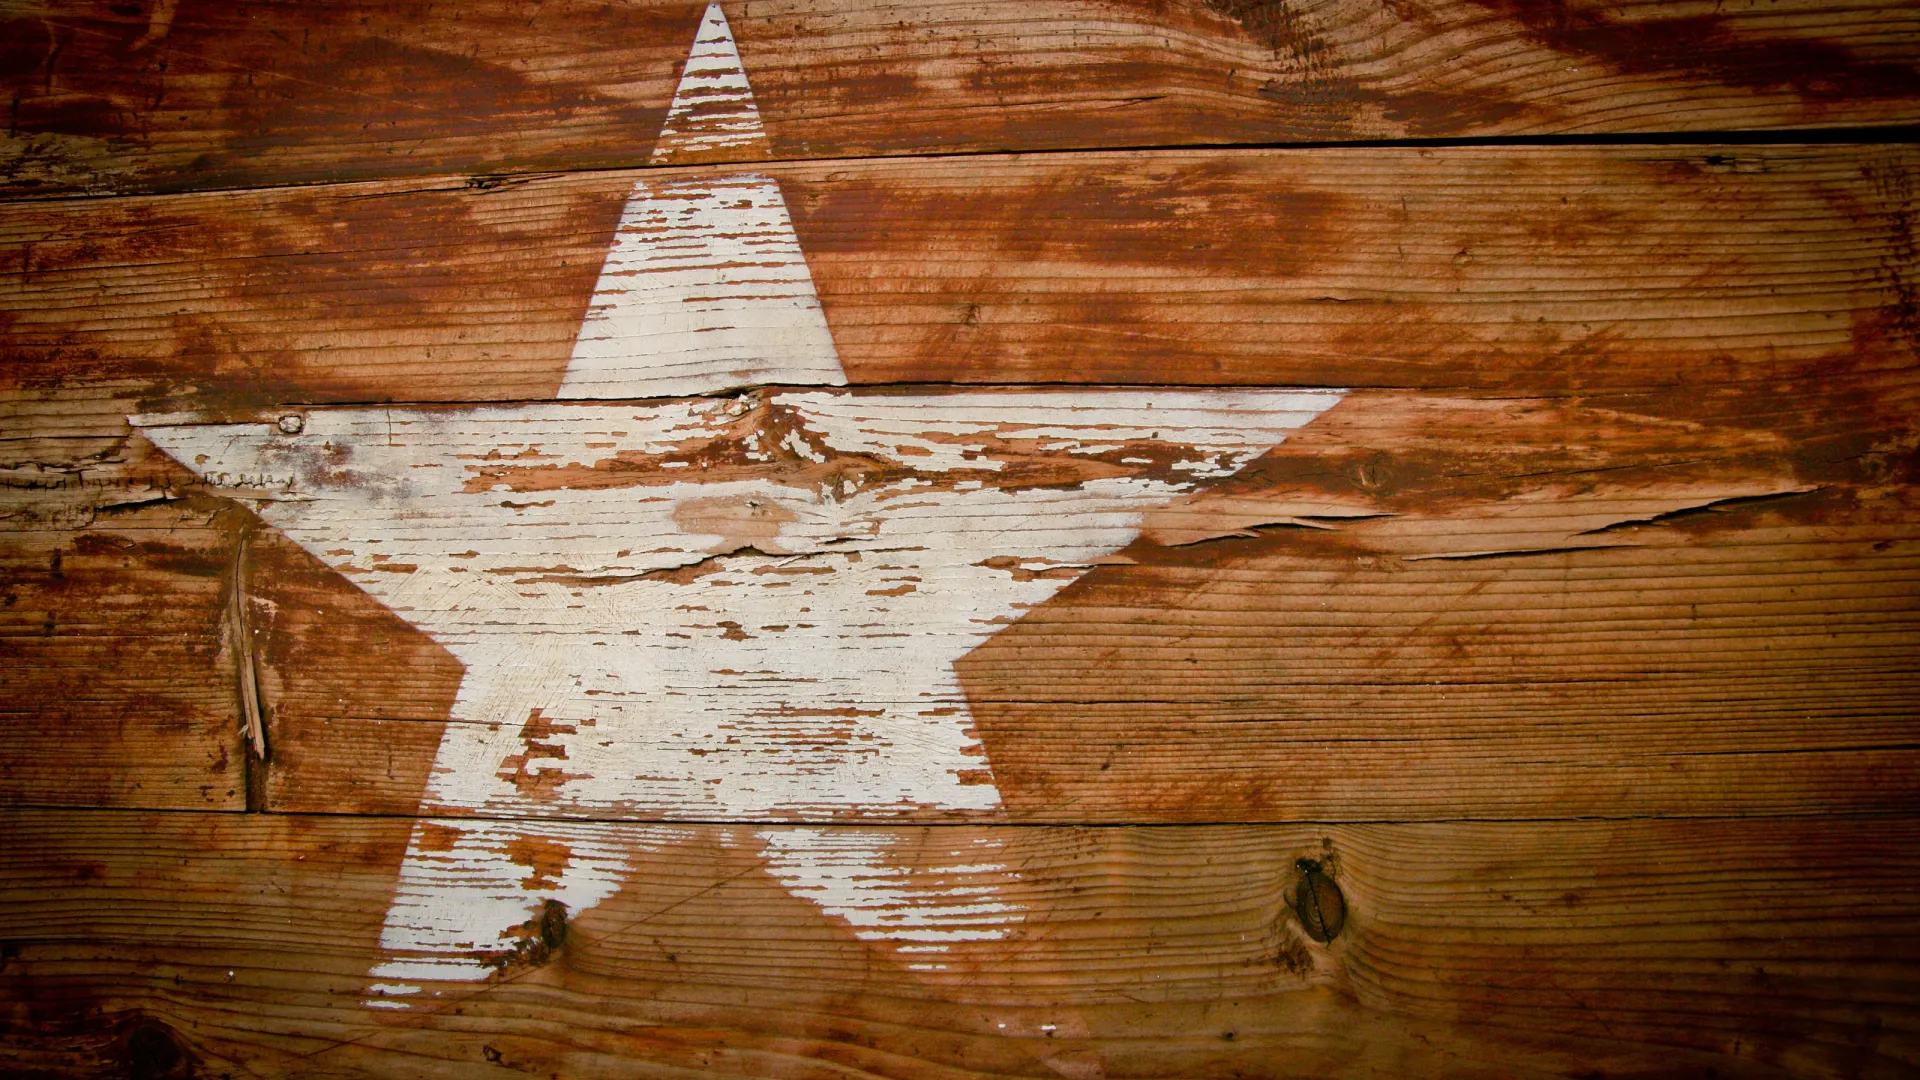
[277,414,304,435]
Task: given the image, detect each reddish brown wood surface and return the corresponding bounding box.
[3,810,1916,1078]
[13,390,1903,822]
[2,5,1918,1074]
[0,498,248,810]
[3,145,1915,822]
[3,0,1919,197]
[3,145,1913,410]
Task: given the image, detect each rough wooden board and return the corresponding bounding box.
[277,536,1920,810]
[955,389,1920,821]
[0,0,703,198]
[0,495,248,811]
[3,143,1916,428]
[122,390,1348,830]
[1,809,1914,1079]
[5,382,1913,819]
[1,6,1913,1072]
[4,0,1920,197]
[214,392,1909,823]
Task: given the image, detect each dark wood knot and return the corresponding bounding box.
[1294,858,1346,943]
[126,1020,184,1080]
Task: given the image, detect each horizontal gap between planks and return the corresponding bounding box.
[109,380,1787,423]
[2,124,1915,209]
[126,381,1364,421]
[8,803,1920,828]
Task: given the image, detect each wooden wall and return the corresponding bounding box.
[2,2,1917,1077]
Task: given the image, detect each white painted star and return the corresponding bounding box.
[133,2,1343,998]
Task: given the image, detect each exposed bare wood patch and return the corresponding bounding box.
[224,516,267,764]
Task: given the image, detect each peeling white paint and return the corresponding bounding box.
[651,0,767,163]
[364,817,669,1005]
[130,0,1351,995]
[564,0,833,400]
[139,389,1339,985]
[559,173,842,399]
[758,828,1024,971]
[139,391,1337,825]
[787,389,1342,476]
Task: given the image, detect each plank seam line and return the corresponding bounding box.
[121,380,1363,420]
[2,125,1915,209]
[8,805,1920,827]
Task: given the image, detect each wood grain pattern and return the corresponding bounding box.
[183,391,1920,823]
[0,494,249,810]
[4,0,1919,197]
[5,385,1913,820]
[127,390,1342,828]
[2,809,1914,1079]
[3,145,1915,820]
[3,144,1914,416]
[2,20,1916,1063]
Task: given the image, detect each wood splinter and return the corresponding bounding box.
[226,522,268,762]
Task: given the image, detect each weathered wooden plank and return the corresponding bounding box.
[125,389,1348,826]
[3,8,1911,1074]
[4,384,1913,819]
[0,430,458,810]
[1,809,1914,1078]
[181,391,1920,823]
[0,482,250,810]
[3,143,1914,421]
[229,480,1920,823]
[4,0,1919,197]
[2,146,1913,816]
